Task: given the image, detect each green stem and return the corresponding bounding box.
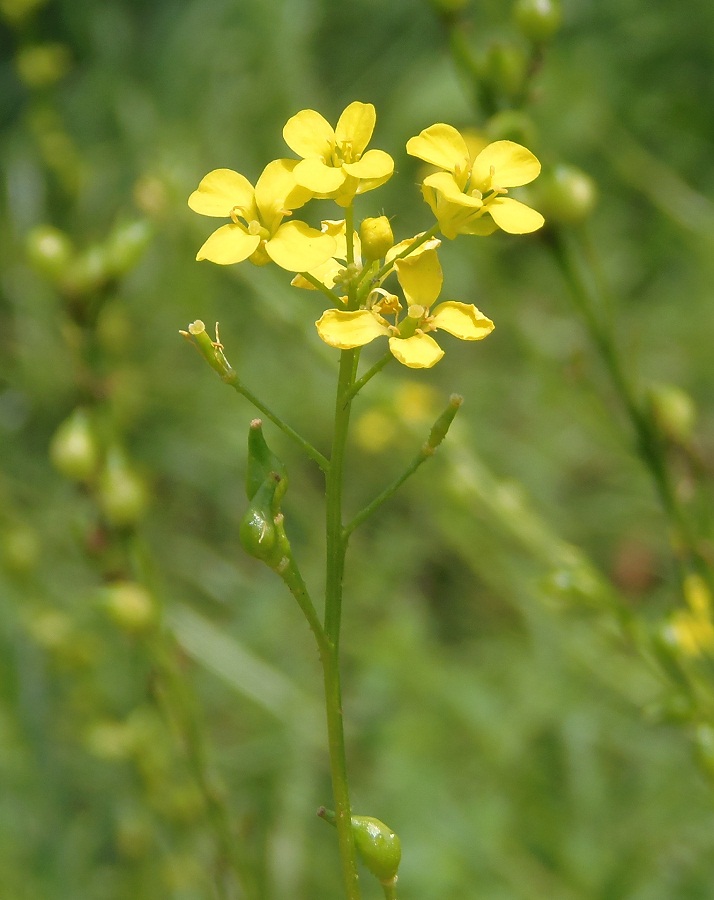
[224,373,329,472]
[381,880,399,900]
[550,227,707,587]
[301,270,344,306]
[345,352,394,402]
[345,393,463,537]
[323,346,361,899]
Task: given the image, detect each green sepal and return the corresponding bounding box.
[246,418,288,510]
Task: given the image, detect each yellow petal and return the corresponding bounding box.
[487,197,545,234]
[196,224,260,265]
[335,101,376,157]
[316,309,388,349]
[471,140,541,190]
[422,171,483,208]
[395,248,443,307]
[388,333,444,368]
[406,124,470,175]
[342,149,394,181]
[293,158,346,194]
[254,159,311,232]
[283,108,334,159]
[431,302,494,340]
[188,169,255,217]
[266,220,336,272]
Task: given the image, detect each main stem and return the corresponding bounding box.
[323,346,361,900]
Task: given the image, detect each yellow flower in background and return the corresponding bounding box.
[315,247,494,368]
[283,101,394,206]
[668,574,714,657]
[406,124,544,237]
[188,160,336,272]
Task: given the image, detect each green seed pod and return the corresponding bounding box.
[239,473,283,565]
[351,815,402,883]
[104,219,153,278]
[513,0,562,44]
[50,407,100,482]
[536,164,597,224]
[246,418,288,509]
[102,580,157,633]
[648,383,696,445]
[26,224,74,281]
[98,448,149,527]
[359,216,394,261]
[318,808,401,884]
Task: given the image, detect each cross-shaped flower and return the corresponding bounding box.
[283,101,394,207]
[315,247,494,368]
[188,159,336,272]
[407,124,544,237]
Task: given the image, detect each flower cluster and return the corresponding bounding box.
[189,102,544,368]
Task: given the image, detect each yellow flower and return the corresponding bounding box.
[188,160,336,272]
[406,124,544,237]
[290,220,362,294]
[315,247,494,368]
[283,101,394,207]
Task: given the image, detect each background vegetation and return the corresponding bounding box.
[2,0,714,897]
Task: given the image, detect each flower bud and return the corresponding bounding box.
[50,407,100,482]
[26,225,74,281]
[485,110,537,147]
[359,216,394,261]
[536,164,597,224]
[513,0,562,43]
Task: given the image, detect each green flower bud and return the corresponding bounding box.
[61,244,108,296]
[98,448,149,527]
[246,418,288,509]
[536,164,597,224]
[359,216,394,261]
[26,225,74,281]
[513,0,562,43]
[50,407,100,481]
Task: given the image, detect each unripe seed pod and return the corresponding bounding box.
[26,225,74,281]
[352,815,402,883]
[50,407,100,481]
[514,0,562,43]
[102,581,157,633]
[104,219,153,278]
[98,449,149,527]
[359,216,394,261]
[537,164,597,224]
[239,473,285,565]
[648,383,696,445]
[246,419,288,508]
[318,808,401,884]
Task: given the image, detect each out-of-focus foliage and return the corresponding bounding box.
[1,0,714,897]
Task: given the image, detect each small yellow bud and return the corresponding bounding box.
[359,216,394,261]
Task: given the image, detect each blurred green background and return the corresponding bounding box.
[2,0,714,897]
